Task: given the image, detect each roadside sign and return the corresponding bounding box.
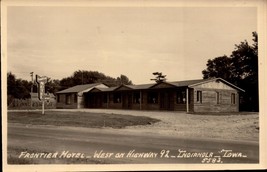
[36,75,48,115]
[36,75,48,101]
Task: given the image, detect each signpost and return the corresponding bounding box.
[36,75,48,114]
[30,72,34,108]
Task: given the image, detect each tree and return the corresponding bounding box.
[202,55,234,82]
[59,76,75,90]
[116,74,133,85]
[230,32,258,111]
[7,72,16,97]
[7,72,31,100]
[45,79,60,95]
[59,70,133,90]
[150,72,167,83]
[7,72,59,101]
[202,32,258,111]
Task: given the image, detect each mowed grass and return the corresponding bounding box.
[8,111,160,128]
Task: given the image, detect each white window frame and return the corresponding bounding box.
[216,92,220,104]
[197,91,202,103]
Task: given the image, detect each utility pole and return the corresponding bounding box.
[30,72,34,109]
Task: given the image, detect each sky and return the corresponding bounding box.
[6,6,257,84]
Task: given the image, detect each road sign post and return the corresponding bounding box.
[36,75,48,114]
[30,72,34,109]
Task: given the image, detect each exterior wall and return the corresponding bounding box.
[107,102,123,109]
[56,93,77,109]
[86,89,191,111]
[77,84,108,109]
[173,88,194,112]
[191,80,240,112]
[77,95,84,109]
[57,84,108,109]
[189,88,194,112]
[193,89,239,112]
[99,92,142,110]
[141,91,160,110]
[130,91,143,110]
[101,103,109,109]
[192,80,236,90]
[105,92,123,109]
[77,84,109,96]
[132,103,142,110]
[84,80,241,112]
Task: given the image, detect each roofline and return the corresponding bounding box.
[57,78,245,93]
[87,86,118,92]
[149,81,177,89]
[113,84,133,91]
[127,84,155,90]
[100,83,110,87]
[85,87,102,93]
[56,91,78,94]
[188,78,245,92]
[187,78,216,87]
[55,83,105,94]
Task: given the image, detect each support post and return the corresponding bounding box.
[107,93,109,109]
[30,72,34,109]
[139,91,142,110]
[42,100,45,114]
[186,88,189,113]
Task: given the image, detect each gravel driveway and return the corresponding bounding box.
[52,109,259,142]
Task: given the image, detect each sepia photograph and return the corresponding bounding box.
[2,0,267,171]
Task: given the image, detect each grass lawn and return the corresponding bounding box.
[8,111,160,128]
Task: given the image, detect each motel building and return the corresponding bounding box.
[56,78,244,113]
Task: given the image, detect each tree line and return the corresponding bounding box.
[7,32,258,111]
[7,70,133,100]
[202,32,258,111]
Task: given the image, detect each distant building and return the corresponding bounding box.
[56,78,244,112]
[56,83,108,109]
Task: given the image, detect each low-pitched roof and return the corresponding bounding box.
[169,79,210,87]
[85,78,244,93]
[188,77,245,92]
[127,83,155,90]
[96,87,118,92]
[56,83,103,94]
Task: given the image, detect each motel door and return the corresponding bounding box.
[160,91,174,110]
[87,93,102,108]
[122,93,132,109]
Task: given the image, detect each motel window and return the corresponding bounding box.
[113,93,121,103]
[66,94,71,105]
[216,92,220,104]
[74,94,77,103]
[133,92,140,104]
[103,94,108,103]
[231,93,236,104]
[57,95,60,103]
[177,90,186,104]
[197,91,202,103]
[147,92,158,104]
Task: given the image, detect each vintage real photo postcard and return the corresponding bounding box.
[1,0,267,171]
